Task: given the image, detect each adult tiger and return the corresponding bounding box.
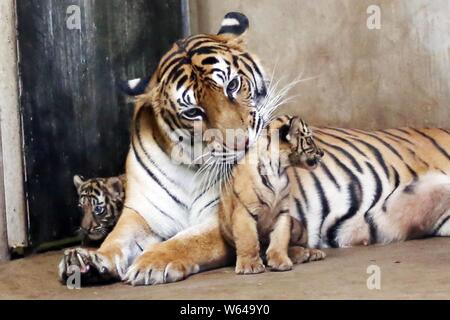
[59,12,450,286]
[59,12,268,285]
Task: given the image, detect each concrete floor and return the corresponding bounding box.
[0,238,449,300]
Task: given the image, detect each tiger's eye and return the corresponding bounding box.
[227,77,241,95]
[181,108,205,121]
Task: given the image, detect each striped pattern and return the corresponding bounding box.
[289,127,450,248]
[74,175,126,242]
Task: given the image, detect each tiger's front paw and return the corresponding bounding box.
[235,256,266,275]
[266,251,293,272]
[124,252,200,286]
[58,248,115,285]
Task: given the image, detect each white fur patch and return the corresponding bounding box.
[221,18,240,27]
[128,78,142,90]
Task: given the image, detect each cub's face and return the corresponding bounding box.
[73,175,125,241]
[133,13,268,165]
[271,116,324,170]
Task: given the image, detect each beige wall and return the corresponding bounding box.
[191,0,450,129]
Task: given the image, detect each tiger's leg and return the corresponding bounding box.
[58,207,160,284]
[377,178,450,242]
[231,206,266,275]
[123,218,234,286]
[266,213,293,271]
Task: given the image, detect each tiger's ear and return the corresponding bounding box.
[287,117,303,141]
[217,12,249,40]
[73,175,85,191]
[117,74,152,96]
[106,177,124,197]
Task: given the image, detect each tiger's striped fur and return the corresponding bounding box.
[289,127,450,248]
[219,116,326,274]
[74,175,126,243]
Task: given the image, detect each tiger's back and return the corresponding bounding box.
[289,127,450,248]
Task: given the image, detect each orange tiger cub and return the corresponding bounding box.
[219,116,326,274]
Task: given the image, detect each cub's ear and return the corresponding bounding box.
[218,12,249,39]
[73,175,85,191]
[117,74,152,96]
[106,177,124,197]
[279,124,291,142]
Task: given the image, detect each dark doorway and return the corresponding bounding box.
[16,0,188,247]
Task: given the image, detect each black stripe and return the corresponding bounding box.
[233,189,257,218]
[382,167,401,212]
[433,215,450,235]
[363,162,383,244]
[311,172,330,244]
[438,128,450,136]
[412,129,450,161]
[258,161,275,194]
[320,162,341,191]
[132,141,188,209]
[361,132,404,160]
[202,57,219,65]
[323,152,363,248]
[294,198,308,233]
[316,130,367,158]
[143,194,179,225]
[352,138,390,180]
[315,137,364,173]
[132,112,188,209]
[197,198,220,216]
[135,109,182,186]
[176,75,188,90]
[392,128,414,137]
[323,127,358,137]
[380,130,414,145]
[294,170,309,209]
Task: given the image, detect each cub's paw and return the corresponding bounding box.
[58,248,115,285]
[288,246,326,264]
[308,248,327,261]
[235,256,266,275]
[266,251,293,272]
[124,252,200,286]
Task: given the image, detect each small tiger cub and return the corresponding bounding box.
[73,174,126,244]
[219,116,326,274]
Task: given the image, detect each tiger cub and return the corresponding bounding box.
[219,116,326,274]
[73,174,126,244]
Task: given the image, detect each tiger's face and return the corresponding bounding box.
[131,13,268,165]
[271,116,324,170]
[73,175,125,241]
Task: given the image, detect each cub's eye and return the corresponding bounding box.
[227,77,241,96]
[180,108,205,121]
[94,206,104,215]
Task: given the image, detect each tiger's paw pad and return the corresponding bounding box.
[124,253,200,286]
[58,248,113,285]
[267,251,293,272]
[235,256,266,275]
